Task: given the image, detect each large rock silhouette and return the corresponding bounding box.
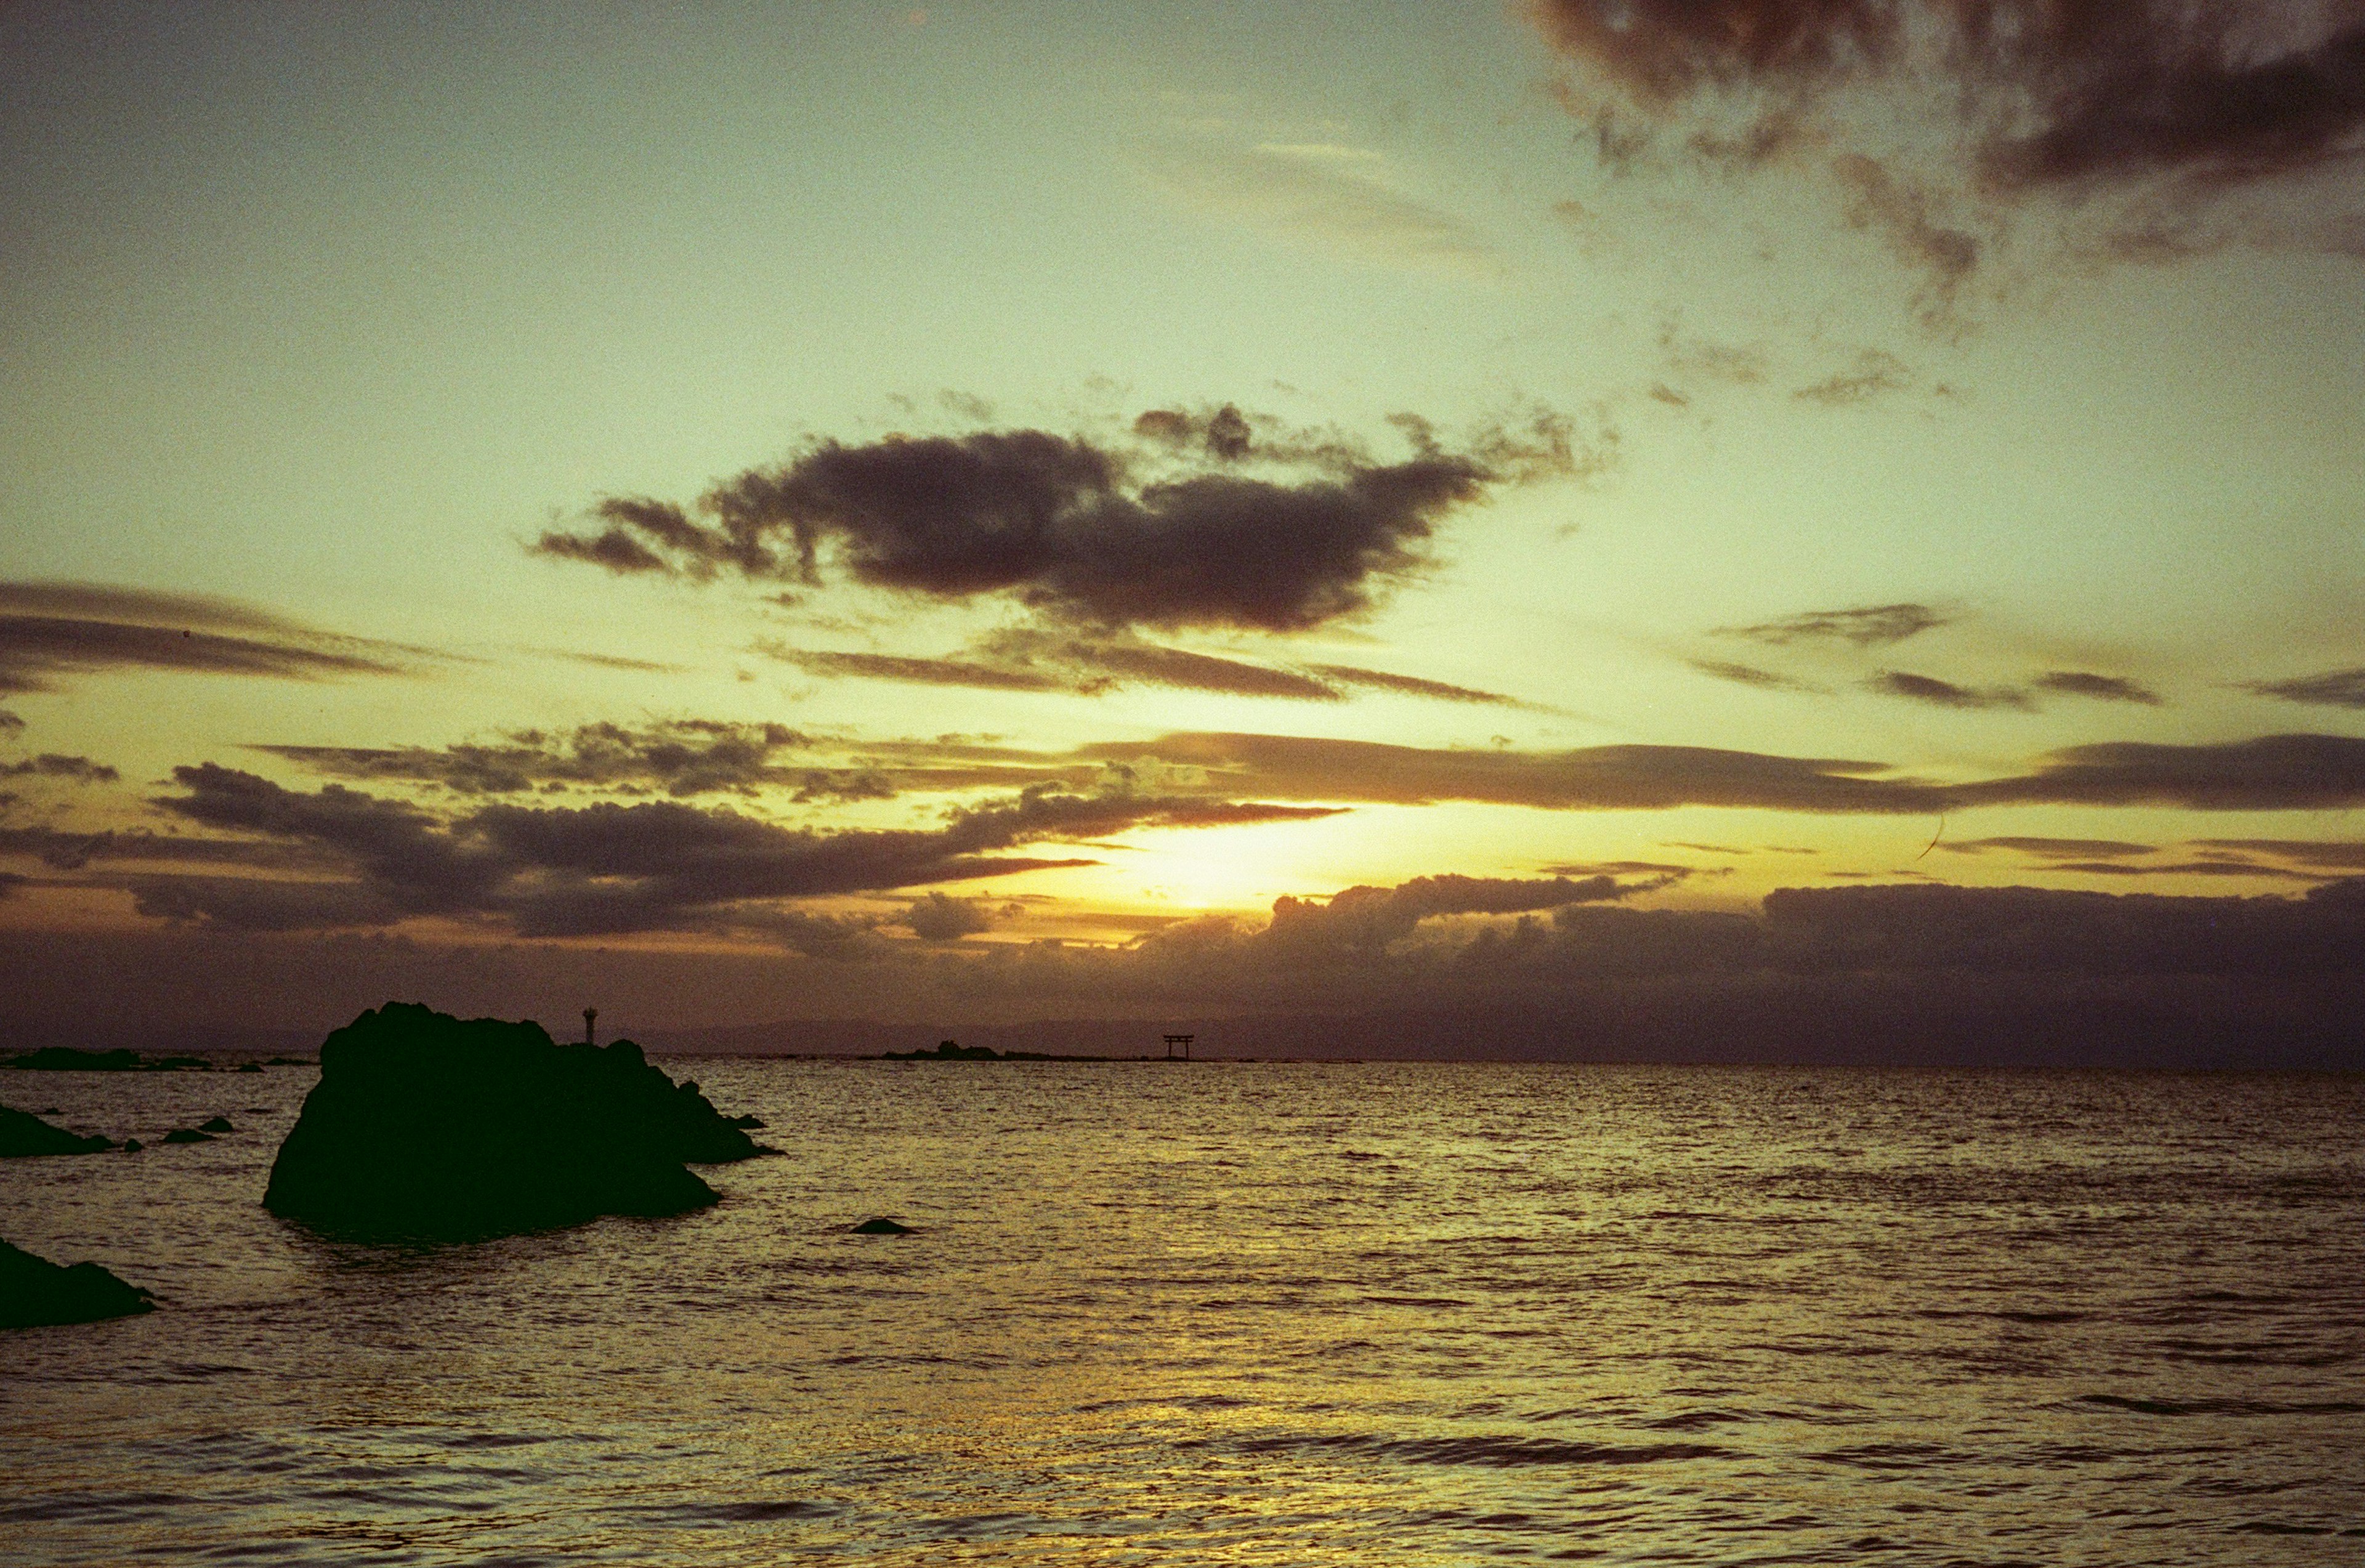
[265,1003,766,1241]
[0,1105,114,1157]
[1,1240,153,1328]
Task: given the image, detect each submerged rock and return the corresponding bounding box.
[0,1105,113,1157]
[265,1003,768,1242]
[849,1216,913,1235]
[0,1239,154,1328]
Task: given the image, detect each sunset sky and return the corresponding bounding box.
[4,2,2363,1047]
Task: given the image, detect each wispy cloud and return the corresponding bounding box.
[1136,139,1497,277]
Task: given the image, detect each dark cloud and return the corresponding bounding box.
[1304,663,1529,706]
[1085,729,2365,815]
[767,647,1074,694]
[1082,731,1951,813]
[779,631,1533,707]
[1531,2,2365,192]
[0,709,22,732]
[1688,658,1827,693]
[2034,857,2316,879]
[1962,733,2365,810]
[537,649,690,674]
[1,754,119,784]
[1720,602,1951,647]
[0,824,323,874]
[1791,346,1921,405]
[905,891,997,943]
[259,721,812,798]
[2244,666,2365,709]
[535,409,1575,632]
[1260,872,1668,955]
[1757,879,2365,976]
[1828,158,1979,323]
[0,580,420,693]
[0,614,406,693]
[137,766,1344,938]
[2034,671,2164,705]
[2194,838,2365,870]
[1939,836,2155,860]
[1866,670,2034,709]
[1530,1,2365,299]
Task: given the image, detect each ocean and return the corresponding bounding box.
[3,1057,2360,1564]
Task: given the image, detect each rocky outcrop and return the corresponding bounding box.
[0,1105,113,1157]
[264,1003,768,1242]
[0,1240,153,1328]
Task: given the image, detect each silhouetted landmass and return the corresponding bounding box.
[878,1038,1120,1061]
[0,1239,153,1328]
[264,1002,769,1242]
[161,1128,214,1145]
[0,1104,113,1157]
[850,1217,913,1235]
[0,1047,212,1072]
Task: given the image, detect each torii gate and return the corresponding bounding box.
[1163,1033,1193,1061]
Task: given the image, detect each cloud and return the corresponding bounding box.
[1259,871,1670,955]
[1791,346,1922,405]
[2034,671,2164,705]
[0,581,417,693]
[905,891,997,943]
[1962,733,2365,810]
[1082,730,1952,814]
[763,647,1075,694]
[1827,155,1981,325]
[259,721,812,798]
[1718,602,1951,646]
[1086,729,2365,815]
[1532,2,2365,191]
[1866,670,2034,710]
[2244,666,2365,709]
[1939,836,2156,860]
[1134,140,1497,275]
[137,766,1343,938]
[1,754,119,784]
[536,408,1576,633]
[1303,663,1530,706]
[1688,658,1827,693]
[1529,1,2365,291]
[0,709,23,732]
[2193,838,2365,871]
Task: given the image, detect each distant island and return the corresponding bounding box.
[878,1038,1189,1062]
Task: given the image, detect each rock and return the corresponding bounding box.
[1,1047,144,1072]
[0,1239,154,1329]
[264,1002,770,1242]
[235,1062,264,1073]
[726,1113,766,1129]
[122,1139,143,1153]
[198,1116,234,1133]
[850,1216,913,1235]
[161,1128,214,1144]
[0,1105,113,1157]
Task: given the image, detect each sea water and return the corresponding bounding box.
[2,1059,2359,1565]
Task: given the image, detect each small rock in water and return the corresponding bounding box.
[0,1239,155,1329]
[198,1116,233,1133]
[122,1139,144,1153]
[849,1216,913,1235]
[161,1128,214,1144]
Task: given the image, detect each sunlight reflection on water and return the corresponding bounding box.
[3,1059,2361,1564]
